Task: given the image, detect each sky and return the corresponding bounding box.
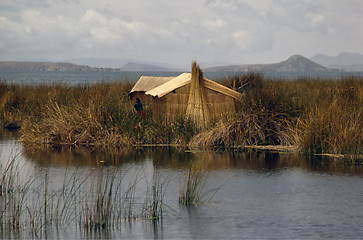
[1,0,363,69]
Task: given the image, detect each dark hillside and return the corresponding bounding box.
[205,55,328,72]
[0,61,92,71]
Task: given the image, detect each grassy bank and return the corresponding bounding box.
[191,74,362,155]
[1,74,362,155]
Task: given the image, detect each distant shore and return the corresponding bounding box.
[2,54,363,72]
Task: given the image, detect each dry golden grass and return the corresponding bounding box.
[1,75,362,154]
[191,74,362,154]
[299,78,362,154]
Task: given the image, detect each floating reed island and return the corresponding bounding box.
[0,62,362,155]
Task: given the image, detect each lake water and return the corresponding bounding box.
[1,70,363,86]
[1,130,362,239]
[1,71,363,239]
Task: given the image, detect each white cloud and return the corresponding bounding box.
[307,13,327,32]
[0,0,362,66]
[202,19,226,31]
[232,31,254,50]
[79,9,145,46]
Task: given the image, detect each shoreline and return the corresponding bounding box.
[8,131,361,160]
[1,75,362,156]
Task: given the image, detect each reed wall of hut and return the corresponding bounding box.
[135,83,238,123]
[151,83,191,120]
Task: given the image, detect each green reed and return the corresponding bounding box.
[0,154,177,237]
[80,170,117,230]
[0,155,33,236]
[141,171,172,221]
[179,166,208,206]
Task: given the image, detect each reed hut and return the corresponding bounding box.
[129,62,241,127]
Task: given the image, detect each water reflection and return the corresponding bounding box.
[22,145,363,175]
[1,132,363,239]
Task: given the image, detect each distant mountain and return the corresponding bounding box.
[0,61,92,71]
[120,62,178,71]
[205,55,328,72]
[65,57,184,70]
[311,52,363,71]
[340,64,363,72]
[64,58,129,68]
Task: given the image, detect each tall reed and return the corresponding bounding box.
[80,170,117,230]
[0,155,34,237]
[15,82,136,147]
[299,77,362,154]
[179,166,206,206]
[190,73,299,148]
[1,75,362,154]
[190,74,362,154]
[0,155,178,237]
[178,161,220,207]
[142,172,162,221]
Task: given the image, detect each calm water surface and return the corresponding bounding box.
[0,131,362,239]
[2,70,363,86]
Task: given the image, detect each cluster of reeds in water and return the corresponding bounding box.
[178,166,219,206]
[0,154,210,238]
[0,74,362,154]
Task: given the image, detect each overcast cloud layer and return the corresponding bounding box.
[1,0,362,68]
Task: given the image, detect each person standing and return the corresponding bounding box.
[134,98,146,119]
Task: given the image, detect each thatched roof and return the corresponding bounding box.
[130,72,241,99]
[129,76,174,94]
[203,78,241,99]
[146,73,191,98]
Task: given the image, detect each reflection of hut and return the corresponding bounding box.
[129,62,241,127]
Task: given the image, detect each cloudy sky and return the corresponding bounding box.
[1,0,362,68]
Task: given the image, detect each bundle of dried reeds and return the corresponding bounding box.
[186,62,209,128]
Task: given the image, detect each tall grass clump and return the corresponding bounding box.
[299,77,362,154]
[229,73,300,146]
[80,169,119,230]
[0,83,53,129]
[0,81,138,146]
[141,171,171,221]
[190,73,298,149]
[139,117,198,145]
[11,81,197,147]
[17,82,136,147]
[191,73,362,155]
[179,161,219,207]
[0,155,34,237]
[179,166,206,206]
